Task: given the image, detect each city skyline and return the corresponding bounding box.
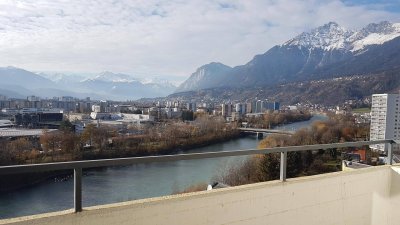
[0,0,399,79]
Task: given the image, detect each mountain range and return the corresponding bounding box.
[2,21,400,103]
[176,21,400,94]
[0,67,177,100]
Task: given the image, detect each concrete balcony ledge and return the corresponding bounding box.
[2,165,399,225]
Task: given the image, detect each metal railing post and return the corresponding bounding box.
[280,151,287,182]
[387,142,393,165]
[74,167,83,212]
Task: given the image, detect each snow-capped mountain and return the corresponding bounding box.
[284,21,400,52]
[78,71,177,100]
[177,21,400,92]
[0,68,177,100]
[140,77,177,88]
[351,21,400,51]
[284,22,354,51]
[0,67,98,99]
[38,72,87,84]
[84,71,140,83]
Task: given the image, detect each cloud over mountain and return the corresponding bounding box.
[0,0,398,77]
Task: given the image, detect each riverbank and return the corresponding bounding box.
[82,129,242,159]
[0,113,319,193]
[246,110,312,129]
[0,114,327,219]
[217,114,368,187]
[0,129,242,192]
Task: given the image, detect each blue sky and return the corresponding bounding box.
[343,0,400,12]
[0,0,399,81]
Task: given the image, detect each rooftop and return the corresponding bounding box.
[0,128,57,137]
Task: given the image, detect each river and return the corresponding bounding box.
[0,114,327,219]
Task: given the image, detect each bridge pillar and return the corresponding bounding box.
[256,132,263,139]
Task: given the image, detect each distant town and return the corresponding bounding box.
[0,92,371,125]
[0,91,399,191]
[0,93,374,135]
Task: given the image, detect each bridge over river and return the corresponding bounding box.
[238,128,295,137]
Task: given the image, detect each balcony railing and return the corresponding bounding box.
[0,139,397,214]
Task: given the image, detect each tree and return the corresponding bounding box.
[40,130,61,161]
[0,140,17,165]
[81,124,96,147]
[7,138,34,162]
[258,153,280,181]
[7,138,32,153]
[61,131,79,155]
[81,124,115,152]
[60,119,74,132]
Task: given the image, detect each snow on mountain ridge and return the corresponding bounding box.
[140,77,176,87]
[284,21,400,52]
[81,71,178,95]
[84,71,139,83]
[38,72,87,83]
[351,22,400,51]
[284,22,354,50]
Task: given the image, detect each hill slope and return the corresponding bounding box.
[168,70,400,105]
[178,21,400,91]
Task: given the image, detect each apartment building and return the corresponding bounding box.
[370,93,400,151]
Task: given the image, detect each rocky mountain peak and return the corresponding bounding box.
[175,62,232,92]
[177,20,400,93]
[197,62,231,70]
[350,21,400,51]
[363,21,394,34]
[283,21,352,50]
[318,21,340,31]
[87,71,139,83]
[283,21,400,52]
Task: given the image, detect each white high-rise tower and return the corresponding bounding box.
[370,94,400,151]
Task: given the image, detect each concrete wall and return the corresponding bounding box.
[2,165,399,225]
[371,166,400,225]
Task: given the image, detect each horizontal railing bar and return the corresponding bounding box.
[0,139,394,175]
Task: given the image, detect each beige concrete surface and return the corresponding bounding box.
[1,165,399,225]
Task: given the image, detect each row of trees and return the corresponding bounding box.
[0,138,37,166]
[0,115,239,165]
[246,110,312,128]
[111,115,238,157]
[216,114,371,186]
[0,123,117,165]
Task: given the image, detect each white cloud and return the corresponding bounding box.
[0,0,398,78]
